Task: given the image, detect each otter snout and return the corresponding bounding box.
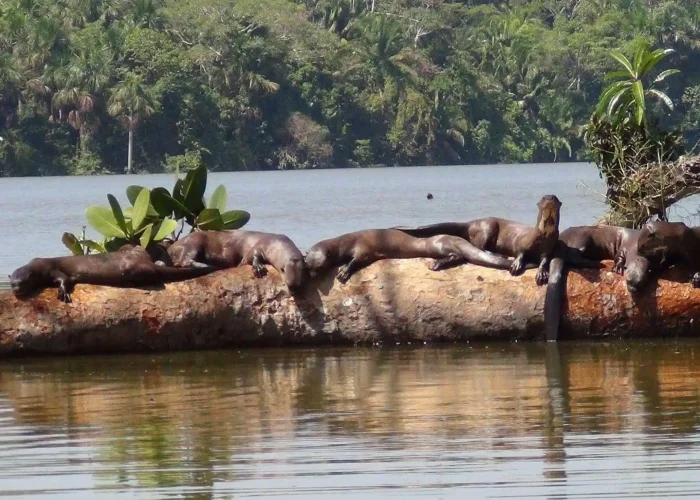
[9,271,30,296]
[624,258,652,295]
[284,259,307,292]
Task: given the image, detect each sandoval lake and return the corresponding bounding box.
[2,163,700,497]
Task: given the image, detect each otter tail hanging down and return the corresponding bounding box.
[544,254,567,342]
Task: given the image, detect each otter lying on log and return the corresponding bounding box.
[9,245,218,303]
[395,195,561,286]
[1,259,699,357]
[304,228,529,284]
[637,221,700,288]
[167,230,307,292]
[544,226,653,342]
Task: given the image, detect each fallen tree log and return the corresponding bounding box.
[1,259,700,356]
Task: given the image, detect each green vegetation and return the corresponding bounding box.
[62,166,250,254]
[1,0,700,176]
[584,40,685,227]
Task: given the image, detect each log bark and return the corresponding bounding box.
[1,259,700,357]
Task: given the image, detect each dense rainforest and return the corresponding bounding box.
[0,0,698,176]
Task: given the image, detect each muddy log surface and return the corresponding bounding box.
[1,259,700,356]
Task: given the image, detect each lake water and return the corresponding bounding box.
[1,342,700,497]
[2,164,700,497]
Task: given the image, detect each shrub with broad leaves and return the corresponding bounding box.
[63,166,251,254]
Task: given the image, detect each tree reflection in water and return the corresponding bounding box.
[0,341,699,496]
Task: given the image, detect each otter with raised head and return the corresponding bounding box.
[395,195,562,286]
[304,228,529,284]
[544,226,652,342]
[167,230,307,292]
[636,220,700,287]
[9,245,218,303]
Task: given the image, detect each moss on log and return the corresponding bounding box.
[1,259,700,356]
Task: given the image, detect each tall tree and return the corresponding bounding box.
[107,72,155,173]
[51,31,113,154]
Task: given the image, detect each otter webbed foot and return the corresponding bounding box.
[692,272,700,288]
[536,268,549,286]
[429,255,464,271]
[252,263,268,279]
[57,286,72,303]
[509,255,525,276]
[613,257,626,275]
[336,266,352,284]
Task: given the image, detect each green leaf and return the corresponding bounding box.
[596,81,630,116]
[107,194,130,237]
[208,184,227,211]
[607,90,627,118]
[195,208,225,231]
[648,88,674,110]
[221,210,251,229]
[172,179,189,219]
[632,43,647,76]
[653,69,680,84]
[62,232,84,255]
[182,166,207,214]
[82,239,106,253]
[604,70,632,80]
[151,187,175,217]
[86,206,128,238]
[632,80,645,125]
[639,48,674,76]
[126,185,146,206]
[139,223,153,248]
[173,178,185,202]
[132,187,150,231]
[609,49,634,76]
[153,219,178,241]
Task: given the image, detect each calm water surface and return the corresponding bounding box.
[0,342,700,497]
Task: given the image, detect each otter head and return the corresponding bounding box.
[9,260,48,297]
[282,256,307,293]
[304,246,329,279]
[536,195,562,235]
[624,256,653,295]
[637,222,667,260]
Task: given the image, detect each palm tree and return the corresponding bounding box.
[107,72,155,173]
[344,15,419,96]
[51,42,113,153]
[0,53,22,124]
[595,41,679,128]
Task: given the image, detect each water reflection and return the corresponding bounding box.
[0,342,699,496]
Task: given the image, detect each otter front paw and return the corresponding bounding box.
[692,272,700,288]
[336,266,351,284]
[509,259,524,276]
[613,258,625,275]
[57,287,72,303]
[536,268,549,286]
[252,263,268,279]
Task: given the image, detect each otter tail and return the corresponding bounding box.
[544,253,567,342]
[392,222,467,239]
[156,264,221,283]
